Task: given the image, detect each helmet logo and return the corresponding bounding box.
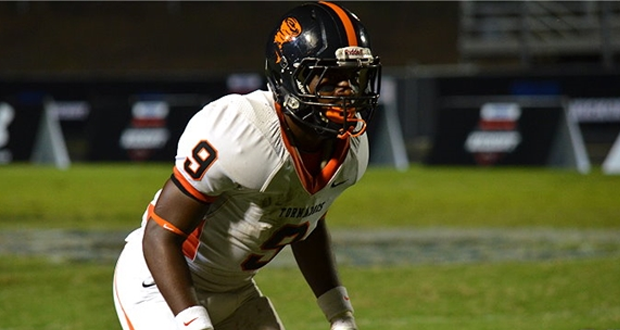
[336,47,373,62]
[273,17,302,63]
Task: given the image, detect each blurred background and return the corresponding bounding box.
[1,0,620,172]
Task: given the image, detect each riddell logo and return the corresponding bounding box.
[336,47,372,61]
[345,48,364,56]
[464,103,522,165]
[273,17,302,63]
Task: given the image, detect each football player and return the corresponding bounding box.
[112,1,381,329]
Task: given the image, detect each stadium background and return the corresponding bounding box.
[0,2,457,75]
[2,1,618,169]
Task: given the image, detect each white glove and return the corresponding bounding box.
[175,305,214,330]
[330,311,358,330]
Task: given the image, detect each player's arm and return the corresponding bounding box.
[142,178,213,330]
[291,216,358,330]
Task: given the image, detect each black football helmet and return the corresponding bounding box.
[265,1,381,139]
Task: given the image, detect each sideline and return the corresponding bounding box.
[1,228,619,266]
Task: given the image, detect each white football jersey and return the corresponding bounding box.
[136,90,368,291]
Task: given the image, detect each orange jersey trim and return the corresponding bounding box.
[320,1,358,46]
[173,167,218,204]
[276,104,350,195]
[182,221,205,260]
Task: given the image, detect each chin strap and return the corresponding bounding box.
[336,121,366,139]
[276,101,365,140]
[324,107,366,139]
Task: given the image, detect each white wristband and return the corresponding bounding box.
[175,305,213,330]
[317,286,354,322]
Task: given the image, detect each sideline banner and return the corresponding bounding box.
[87,94,212,162]
[0,99,44,164]
[368,77,409,171]
[569,98,620,174]
[0,77,232,164]
[602,134,620,174]
[426,96,589,172]
[31,101,72,168]
[0,102,16,164]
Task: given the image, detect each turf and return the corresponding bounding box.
[332,165,620,228]
[259,257,620,330]
[1,163,618,229]
[0,256,618,330]
[1,163,619,329]
[0,163,171,230]
[0,256,116,330]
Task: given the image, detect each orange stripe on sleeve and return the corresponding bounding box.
[320,1,358,46]
[147,203,189,238]
[172,167,218,204]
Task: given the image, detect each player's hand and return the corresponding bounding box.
[330,311,358,330]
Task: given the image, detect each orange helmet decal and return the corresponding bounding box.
[273,17,302,63]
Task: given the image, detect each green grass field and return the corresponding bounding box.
[1,163,619,329]
[1,256,618,330]
[1,163,618,229]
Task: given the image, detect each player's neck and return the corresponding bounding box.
[283,114,334,153]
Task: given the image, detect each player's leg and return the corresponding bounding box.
[224,295,285,330]
[113,235,177,330]
[213,288,285,330]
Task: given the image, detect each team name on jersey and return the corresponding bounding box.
[279,202,325,218]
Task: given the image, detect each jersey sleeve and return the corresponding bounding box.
[172,93,283,202]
